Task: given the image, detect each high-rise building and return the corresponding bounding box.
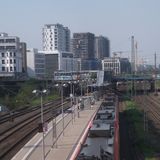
[19,42,27,73]
[0,33,23,74]
[72,32,95,59]
[38,50,79,79]
[95,36,110,59]
[27,48,45,79]
[42,23,70,52]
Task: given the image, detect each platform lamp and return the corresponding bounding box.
[55,82,67,135]
[32,89,47,160]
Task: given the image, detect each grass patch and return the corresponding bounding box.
[0,79,60,110]
[31,93,59,106]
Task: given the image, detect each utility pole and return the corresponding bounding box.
[131,36,135,98]
[154,52,157,95]
[131,36,135,73]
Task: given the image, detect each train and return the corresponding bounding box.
[76,92,119,160]
[116,81,151,92]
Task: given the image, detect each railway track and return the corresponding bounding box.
[135,95,160,131]
[0,99,70,160]
[0,98,70,135]
[0,98,64,124]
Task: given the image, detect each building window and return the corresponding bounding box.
[1,53,5,57]
[10,59,13,64]
[14,52,16,57]
[2,60,5,64]
[6,39,15,43]
[0,39,5,43]
[14,67,16,71]
[6,46,16,49]
[10,52,12,57]
[14,59,16,64]
[2,67,5,71]
[10,67,13,71]
[0,46,5,50]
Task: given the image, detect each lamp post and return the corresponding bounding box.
[81,81,83,97]
[61,82,64,135]
[72,81,76,120]
[32,89,47,160]
[52,104,57,148]
[69,81,74,123]
[55,82,67,135]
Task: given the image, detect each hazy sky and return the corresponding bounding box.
[1,0,160,64]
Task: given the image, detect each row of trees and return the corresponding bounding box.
[1,79,58,110]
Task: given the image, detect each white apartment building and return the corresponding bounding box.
[102,57,131,75]
[0,33,23,76]
[42,24,70,52]
[27,49,45,79]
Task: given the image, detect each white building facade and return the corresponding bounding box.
[42,24,70,52]
[0,33,23,76]
[102,57,131,75]
[27,48,45,79]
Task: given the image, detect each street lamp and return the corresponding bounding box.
[79,80,84,97]
[32,89,47,160]
[68,81,74,123]
[55,82,67,135]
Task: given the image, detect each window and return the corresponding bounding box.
[10,67,13,71]
[14,52,16,56]
[6,39,15,43]
[0,39,4,43]
[6,46,16,49]
[2,60,5,64]
[10,52,12,57]
[1,53,5,57]
[10,59,12,64]
[14,59,16,64]
[0,46,5,50]
[14,67,16,71]
[2,67,5,71]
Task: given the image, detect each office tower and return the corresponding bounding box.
[72,32,95,59]
[27,48,45,79]
[19,42,27,73]
[95,36,110,59]
[0,33,23,73]
[42,23,70,52]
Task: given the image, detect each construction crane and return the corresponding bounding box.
[112,51,130,58]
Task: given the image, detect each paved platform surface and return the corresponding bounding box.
[12,100,101,160]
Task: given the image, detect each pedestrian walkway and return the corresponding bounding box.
[12,99,102,160]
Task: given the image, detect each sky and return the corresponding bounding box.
[0,0,160,64]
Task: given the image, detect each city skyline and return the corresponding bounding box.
[1,0,160,64]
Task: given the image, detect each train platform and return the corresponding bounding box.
[12,98,102,160]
